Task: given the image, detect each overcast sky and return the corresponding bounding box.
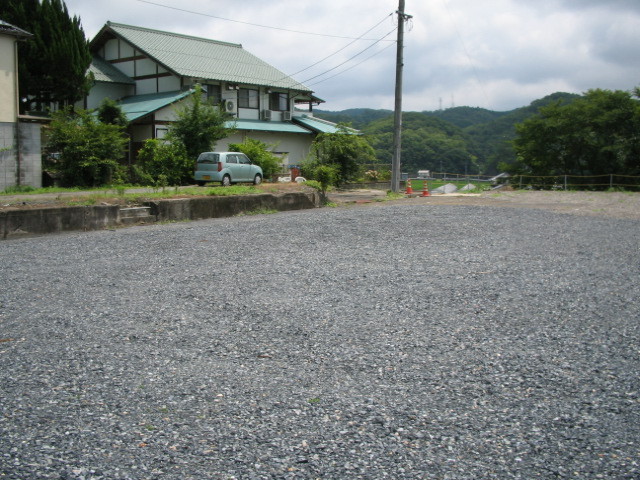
[64,0,640,112]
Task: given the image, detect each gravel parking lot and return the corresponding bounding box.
[1,202,639,479]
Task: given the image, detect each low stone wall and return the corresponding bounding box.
[0,192,320,240]
[1,205,120,239]
[148,192,320,222]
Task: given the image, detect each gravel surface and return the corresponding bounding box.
[1,204,639,479]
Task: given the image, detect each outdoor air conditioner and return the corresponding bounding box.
[283,111,292,121]
[225,100,236,113]
[261,109,272,120]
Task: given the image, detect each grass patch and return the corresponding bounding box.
[386,191,405,200]
[205,186,257,196]
[0,185,144,196]
[409,179,493,193]
[236,207,279,216]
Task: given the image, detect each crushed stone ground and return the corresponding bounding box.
[1,199,639,479]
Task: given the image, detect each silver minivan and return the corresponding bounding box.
[194,152,263,186]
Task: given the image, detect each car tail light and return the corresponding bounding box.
[217,162,223,172]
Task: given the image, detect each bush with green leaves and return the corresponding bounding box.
[47,107,128,187]
[228,138,281,179]
[98,98,128,127]
[312,164,338,195]
[306,124,376,185]
[134,139,192,186]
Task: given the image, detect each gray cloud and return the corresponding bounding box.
[64,0,640,112]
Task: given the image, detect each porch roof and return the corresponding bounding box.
[90,55,135,85]
[293,115,355,134]
[118,90,195,121]
[227,119,312,134]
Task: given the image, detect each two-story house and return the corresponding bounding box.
[0,19,42,190]
[85,22,344,168]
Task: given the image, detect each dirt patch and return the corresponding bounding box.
[333,189,640,220]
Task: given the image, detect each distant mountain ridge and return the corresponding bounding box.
[314,92,582,175]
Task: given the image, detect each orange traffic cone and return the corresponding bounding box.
[421,181,430,197]
[405,179,413,195]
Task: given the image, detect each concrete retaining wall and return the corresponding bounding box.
[1,191,320,239]
[1,205,120,239]
[148,192,319,222]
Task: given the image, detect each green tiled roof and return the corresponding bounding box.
[90,55,134,84]
[292,115,355,134]
[228,119,312,134]
[118,90,194,121]
[98,22,311,93]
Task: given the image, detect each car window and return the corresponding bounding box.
[197,153,219,163]
[238,154,251,165]
[226,155,238,164]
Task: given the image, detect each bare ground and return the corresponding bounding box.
[332,189,640,220]
[2,185,639,221]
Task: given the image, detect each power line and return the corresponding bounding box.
[135,0,396,41]
[307,42,396,87]
[301,28,397,84]
[287,13,394,79]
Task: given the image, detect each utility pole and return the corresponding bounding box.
[390,0,412,192]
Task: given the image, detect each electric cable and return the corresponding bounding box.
[135,0,395,41]
[307,42,396,87]
[301,28,397,84]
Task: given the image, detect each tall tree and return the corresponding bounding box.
[0,0,92,112]
[168,84,233,160]
[512,88,640,179]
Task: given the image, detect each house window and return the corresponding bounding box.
[238,88,259,109]
[270,92,288,111]
[206,84,222,105]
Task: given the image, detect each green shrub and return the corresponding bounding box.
[135,139,192,186]
[229,138,281,179]
[47,108,128,187]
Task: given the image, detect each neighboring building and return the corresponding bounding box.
[85,22,344,168]
[0,19,42,190]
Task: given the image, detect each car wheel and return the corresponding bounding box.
[221,175,231,187]
[253,174,262,185]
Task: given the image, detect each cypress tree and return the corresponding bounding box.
[0,0,92,113]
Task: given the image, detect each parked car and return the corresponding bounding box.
[194,152,263,186]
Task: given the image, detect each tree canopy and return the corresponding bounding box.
[306,125,376,185]
[0,0,92,112]
[168,84,233,160]
[512,88,640,177]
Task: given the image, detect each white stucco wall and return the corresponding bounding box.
[215,131,313,166]
[82,82,134,110]
[0,35,17,123]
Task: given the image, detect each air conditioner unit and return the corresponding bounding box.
[261,109,272,120]
[283,111,292,121]
[225,100,236,113]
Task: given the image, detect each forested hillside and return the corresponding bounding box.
[315,92,581,175]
